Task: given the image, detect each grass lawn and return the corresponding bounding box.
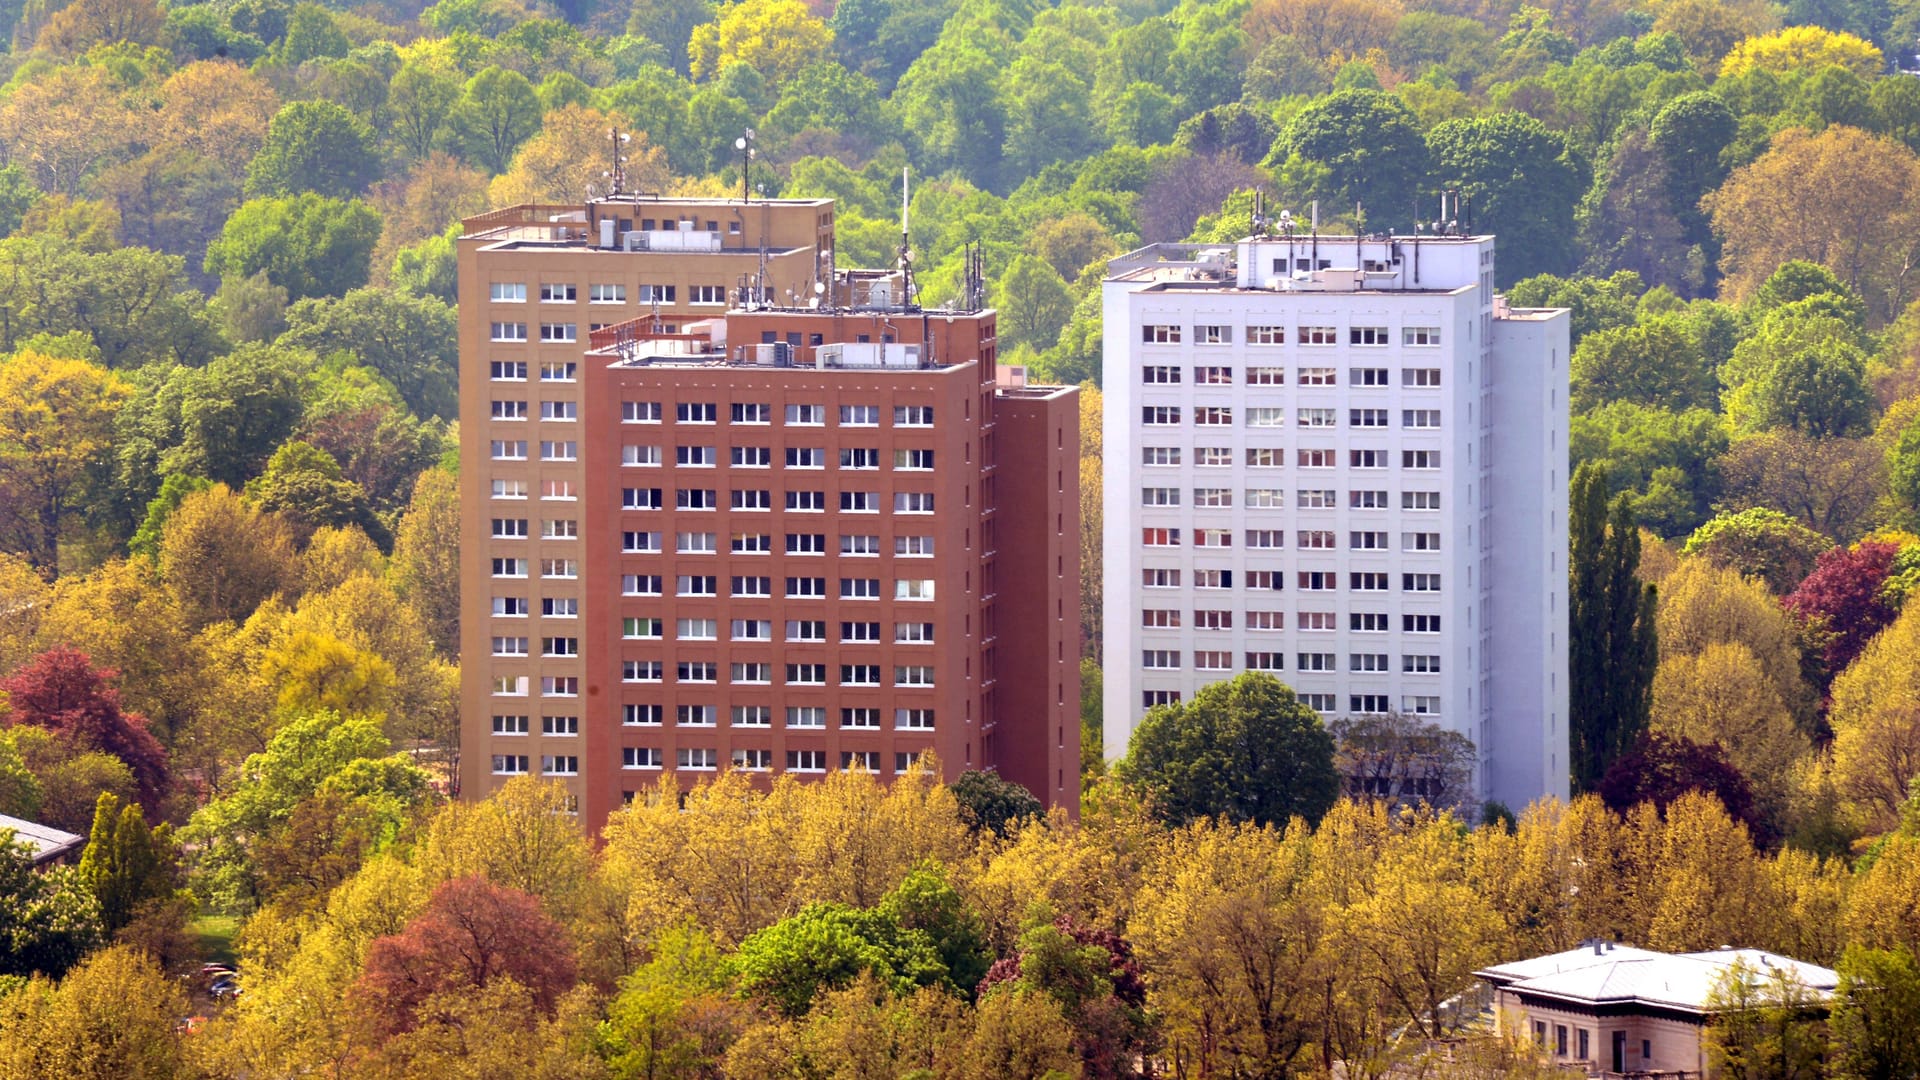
[192,914,241,967]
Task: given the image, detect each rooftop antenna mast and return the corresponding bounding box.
[734,129,756,204]
[897,166,917,309]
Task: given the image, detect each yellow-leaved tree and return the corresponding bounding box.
[487,105,668,207]
[0,351,130,576]
[1719,25,1883,79]
[687,0,833,87]
[1827,603,1920,831]
[1650,642,1808,819]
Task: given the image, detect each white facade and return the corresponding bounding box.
[1100,233,1569,810]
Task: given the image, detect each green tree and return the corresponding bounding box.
[0,832,101,976]
[1267,89,1429,231]
[246,441,381,543]
[271,0,347,64]
[278,287,456,420]
[948,770,1042,838]
[1705,959,1830,1080]
[204,194,382,301]
[448,66,543,174]
[0,732,43,820]
[1570,316,1716,412]
[386,63,459,162]
[1117,671,1340,828]
[1569,463,1658,792]
[0,235,220,369]
[390,468,460,655]
[1570,403,1728,538]
[1648,91,1736,246]
[245,101,380,201]
[1427,112,1587,284]
[729,902,946,1017]
[1831,945,1920,1080]
[1745,340,1874,438]
[76,790,177,934]
[994,254,1074,352]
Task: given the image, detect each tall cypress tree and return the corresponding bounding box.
[1569,463,1659,791]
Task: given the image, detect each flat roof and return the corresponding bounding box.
[1477,945,1838,1014]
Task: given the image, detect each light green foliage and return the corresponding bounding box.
[0,732,43,821]
[1268,90,1427,231]
[1570,403,1728,538]
[245,101,380,200]
[0,236,220,369]
[1682,508,1832,594]
[76,791,178,934]
[1571,316,1717,413]
[728,901,947,1017]
[1830,945,1920,1080]
[204,194,382,302]
[1506,270,1646,347]
[246,440,382,543]
[279,287,458,420]
[0,832,102,977]
[448,66,543,173]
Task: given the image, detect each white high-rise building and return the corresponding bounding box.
[1100,230,1570,810]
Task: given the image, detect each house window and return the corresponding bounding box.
[1141,324,1182,343]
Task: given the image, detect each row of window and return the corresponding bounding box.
[1141,608,1445,630]
[495,749,918,776]
[620,574,937,600]
[1140,408,1449,443]
[1141,691,1440,715]
[1143,523,1441,549]
[614,662,937,687]
[490,282,719,304]
[619,704,936,729]
[621,618,935,642]
[1140,410,1443,434]
[1141,569,1445,595]
[1139,485,1444,512]
[1143,365,1442,386]
[622,402,936,427]
[1141,325,1442,347]
[617,445,938,470]
[491,708,935,734]
[627,533,937,557]
[1143,650,1443,672]
[620,488,937,513]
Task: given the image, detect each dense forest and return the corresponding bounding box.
[7,0,1920,1072]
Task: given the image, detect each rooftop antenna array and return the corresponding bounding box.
[593,128,634,200]
[961,241,987,312]
[734,128,757,204]
[1250,190,1270,238]
[896,166,917,309]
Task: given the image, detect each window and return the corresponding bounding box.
[1403,654,1442,673]
[1298,407,1336,428]
[733,705,772,727]
[1404,326,1441,346]
[838,664,879,685]
[1403,409,1441,428]
[1299,571,1336,591]
[1245,529,1283,549]
[1193,569,1233,589]
[1193,609,1232,629]
[1404,573,1442,592]
[1350,531,1388,550]
[785,404,825,425]
[788,707,827,729]
[542,479,575,500]
[731,619,772,642]
[1352,367,1389,386]
[1350,449,1387,468]
[539,362,575,384]
[622,574,662,595]
[1299,530,1336,549]
[542,637,578,657]
[1350,490,1389,509]
[677,445,716,466]
[612,529,652,552]
[787,533,826,555]
[1404,532,1442,552]
[625,704,664,729]
[1194,365,1233,385]
[1142,406,1182,425]
[1142,487,1181,507]
[622,746,662,768]
[622,487,661,510]
[733,533,772,554]
[1299,488,1338,508]
[1194,528,1232,549]
[1351,408,1389,428]
[842,534,880,556]
[730,575,771,597]
[788,749,828,772]
[731,663,772,684]
[1194,651,1232,671]
[786,619,826,642]
[1350,695,1391,715]
[492,755,530,775]
[1193,488,1232,508]
[491,282,526,302]
[1404,614,1442,633]
[1404,368,1441,387]
[1142,568,1181,588]
[677,402,717,423]
[732,445,771,467]
[841,621,882,643]
[1299,327,1337,345]
[490,440,527,461]
[1142,324,1182,343]
[1351,572,1389,591]
[1248,325,1284,345]
[581,282,622,303]
[1350,653,1389,672]
[841,404,881,425]
[491,636,527,656]
[1246,570,1281,590]
[895,405,934,426]
[731,749,773,771]
[894,449,935,470]
[840,578,881,600]
[786,576,827,598]
[492,675,529,696]
[677,748,718,770]
[842,491,881,513]
[541,676,579,697]
[1195,406,1232,426]
[491,518,528,539]
[1403,450,1440,469]
[1300,693,1336,712]
[490,321,527,342]
[1297,652,1336,671]
[1141,608,1181,628]
[677,531,717,553]
[1298,449,1335,468]
[1142,649,1180,669]
[492,479,528,500]
[676,617,717,639]
[623,445,660,467]
[895,579,936,601]
[542,715,579,737]
[623,617,662,640]
[493,596,528,617]
[1195,325,1232,345]
[637,284,676,303]
[786,447,824,468]
[894,492,936,513]
[543,559,578,579]
[897,708,935,730]
[691,284,726,304]
[1404,491,1441,510]
[492,714,529,735]
[1142,447,1181,466]
[623,401,661,422]
[491,399,528,420]
[1142,365,1181,384]
[677,488,716,510]
[1350,326,1389,345]
[896,536,935,557]
[1246,365,1285,386]
[787,490,825,511]
[732,489,771,511]
[539,282,576,303]
[1247,610,1284,630]
[539,323,578,344]
[895,622,935,643]
[1143,690,1182,708]
[675,575,716,596]
[1247,407,1285,428]
[1246,652,1283,671]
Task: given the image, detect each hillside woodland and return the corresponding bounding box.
[6,0,1920,1072]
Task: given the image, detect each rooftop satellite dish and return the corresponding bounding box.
[813,281,826,295]
[734,137,747,150]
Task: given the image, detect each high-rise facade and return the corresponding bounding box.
[1100,232,1570,809]
[458,197,1080,832]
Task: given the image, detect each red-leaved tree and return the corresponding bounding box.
[1596,732,1774,847]
[2,646,168,814]
[1784,540,1901,689]
[355,876,577,1035]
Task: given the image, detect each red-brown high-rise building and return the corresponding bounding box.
[458,196,1079,833]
